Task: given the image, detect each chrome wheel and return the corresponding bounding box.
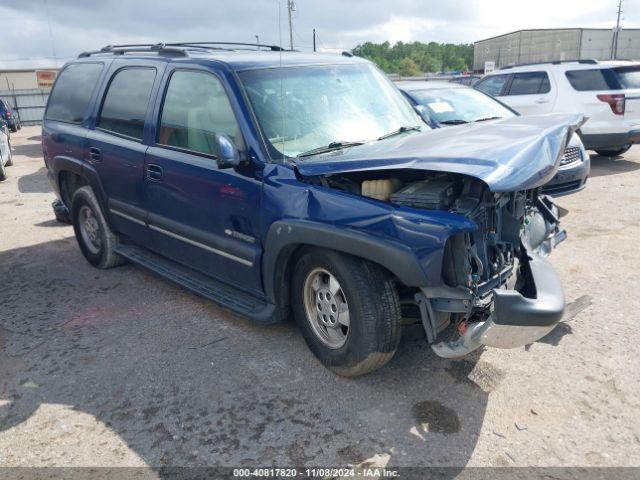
[303,268,350,349]
[78,205,102,254]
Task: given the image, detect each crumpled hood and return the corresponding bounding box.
[295,113,585,192]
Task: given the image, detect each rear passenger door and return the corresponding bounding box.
[86,63,162,243]
[500,71,556,115]
[143,67,264,295]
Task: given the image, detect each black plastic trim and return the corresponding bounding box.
[262,219,428,302]
[492,253,565,327]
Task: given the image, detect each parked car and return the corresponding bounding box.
[475,59,640,157]
[0,119,13,181]
[43,43,581,375]
[0,98,21,132]
[398,80,590,196]
[449,75,481,86]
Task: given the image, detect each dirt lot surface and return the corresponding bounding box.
[1,126,639,472]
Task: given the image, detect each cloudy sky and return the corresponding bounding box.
[0,0,635,68]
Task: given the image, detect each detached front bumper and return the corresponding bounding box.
[430,251,564,358]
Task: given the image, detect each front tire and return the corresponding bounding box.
[595,144,632,157]
[292,249,401,377]
[71,186,124,269]
[0,158,6,181]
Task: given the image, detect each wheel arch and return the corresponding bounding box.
[262,220,429,307]
[52,156,109,220]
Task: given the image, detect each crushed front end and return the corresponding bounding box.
[403,176,566,358]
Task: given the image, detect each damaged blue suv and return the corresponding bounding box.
[43,43,582,376]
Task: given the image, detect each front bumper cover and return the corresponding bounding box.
[430,251,565,359]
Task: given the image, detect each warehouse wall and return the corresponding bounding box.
[474,28,640,71]
[0,71,39,90]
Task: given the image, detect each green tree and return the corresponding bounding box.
[398,57,421,76]
[352,41,474,74]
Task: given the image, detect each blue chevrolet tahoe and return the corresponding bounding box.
[42,43,582,376]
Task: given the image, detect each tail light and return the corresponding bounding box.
[597,94,625,115]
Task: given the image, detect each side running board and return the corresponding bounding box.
[114,243,278,324]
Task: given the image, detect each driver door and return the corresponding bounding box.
[143,67,264,295]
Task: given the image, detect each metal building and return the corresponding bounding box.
[0,67,60,125]
[474,28,640,72]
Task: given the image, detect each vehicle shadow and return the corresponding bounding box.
[17,167,50,194]
[588,154,640,178]
[9,142,43,159]
[0,238,496,473]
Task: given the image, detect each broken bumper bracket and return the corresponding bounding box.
[430,252,565,359]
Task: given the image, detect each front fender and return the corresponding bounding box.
[262,214,476,303]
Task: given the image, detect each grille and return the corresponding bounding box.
[560,146,582,166]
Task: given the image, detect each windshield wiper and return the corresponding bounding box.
[297,141,365,158]
[377,125,422,141]
[474,116,501,123]
[439,119,468,125]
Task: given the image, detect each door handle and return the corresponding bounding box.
[535,98,549,104]
[89,147,101,162]
[146,164,163,181]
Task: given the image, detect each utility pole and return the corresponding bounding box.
[313,28,316,52]
[612,0,623,59]
[287,0,295,50]
[255,35,260,50]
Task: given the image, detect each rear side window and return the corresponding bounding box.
[506,71,551,95]
[475,74,509,96]
[158,70,241,156]
[45,63,104,123]
[98,67,156,140]
[614,66,640,89]
[565,69,620,91]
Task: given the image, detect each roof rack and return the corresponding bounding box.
[78,41,287,58]
[167,42,286,51]
[500,59,598,70]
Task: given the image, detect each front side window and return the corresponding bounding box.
[158,70,240,156]
[239,63,421,158]
[506,71,551,95]
[98,67,156,140]
[45,63,104,123]
[475,74,509,97]
[410,87,515,124]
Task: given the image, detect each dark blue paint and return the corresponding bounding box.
[42,51,578,301]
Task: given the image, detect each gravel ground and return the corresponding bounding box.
[1,126,639,472]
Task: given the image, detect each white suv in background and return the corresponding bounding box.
[475,60,640,157]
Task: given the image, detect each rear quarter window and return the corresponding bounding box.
[45,63,104,123]
[614,66,640,89]
[565,69,620,91]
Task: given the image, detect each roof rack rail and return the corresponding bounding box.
[500,59,598,70]
[78,41,287,59]
[78,43,194,58]
[167,42,286,52]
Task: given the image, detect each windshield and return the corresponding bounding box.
[239,63,422,158]
[410,87,515,124]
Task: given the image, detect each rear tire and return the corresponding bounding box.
[595,144,632,157]
[71,186,124,269]
[291,249,401,377]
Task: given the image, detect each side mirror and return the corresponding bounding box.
[215,134,247,169]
